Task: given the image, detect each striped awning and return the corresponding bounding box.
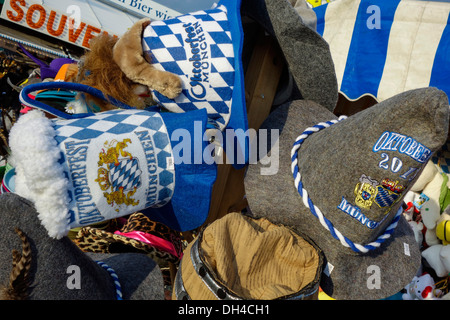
[0,32,68,59]
[314,0,450,102]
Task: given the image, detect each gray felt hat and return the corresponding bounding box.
[241,0,339,112]
[0,192,164,300]
[244,87,449,300]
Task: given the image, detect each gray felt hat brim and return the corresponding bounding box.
[0,192,164,300]
[241,0,338,112]
[244,87,449,300]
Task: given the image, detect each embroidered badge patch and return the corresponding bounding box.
[375,185,400,208]
[341,174,406,228]
[372,131,432,164]
[95,139,142,211]
[354,174,379,209]
[337,197,380,229]
[338,130,430,229]
[374,178,405,208]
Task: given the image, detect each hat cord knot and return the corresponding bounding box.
[96,261,123,300]
[290,116,402,254]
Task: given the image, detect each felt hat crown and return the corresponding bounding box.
[244,87,449,299]
[0,192,165,300]
[241,0,339,112]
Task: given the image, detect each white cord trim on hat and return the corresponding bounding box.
[290,116,402,254]
[96,261,123,300]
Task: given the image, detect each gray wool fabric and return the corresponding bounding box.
[86,253,165,300]
[244,87,449,300]
[289,0,317,30]
[0,192,165,300]
[241,0,339,112]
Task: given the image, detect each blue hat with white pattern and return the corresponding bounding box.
[142,0,249,167]
[12,82,217,238]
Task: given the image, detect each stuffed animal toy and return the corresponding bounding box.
[436,213,450,245]
[409,220,424,248]
[406,162,450,247]
[421,205,450,278]
[403,191,420,222]
[422,244,450,278]
[67,18,182,114]
[18,44,75,81]
[402,273,442,300]
[407,160,450,277]
[414,163,445,230]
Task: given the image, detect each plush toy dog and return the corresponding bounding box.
[67,18,182,113]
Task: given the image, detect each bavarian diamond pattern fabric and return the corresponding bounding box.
[375,186,399,208]
[109,158,142,191]
[52,109,175,228]
[142,5,234,131]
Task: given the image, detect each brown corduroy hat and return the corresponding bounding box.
[244,87,449,300]
[173,212,323,300]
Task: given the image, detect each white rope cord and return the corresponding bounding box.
[97,261,123,300]
[290,116,402,254]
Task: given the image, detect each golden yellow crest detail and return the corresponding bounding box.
[354,174,379,209]
[98,138,133,167]
[103,187,139,207]
[95,167,111,191]
[95,138,141,211]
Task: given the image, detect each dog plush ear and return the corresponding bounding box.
[112,18,182,99]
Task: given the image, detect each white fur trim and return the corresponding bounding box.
[9,110,70,239]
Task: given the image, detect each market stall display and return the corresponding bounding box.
[1,0,450,302]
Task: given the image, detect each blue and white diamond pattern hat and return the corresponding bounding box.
[142,0,249,166]
[143,4,234,131]
[9,106,216,238]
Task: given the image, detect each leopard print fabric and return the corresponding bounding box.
[120,213,184,258]
[73,213,183,264]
